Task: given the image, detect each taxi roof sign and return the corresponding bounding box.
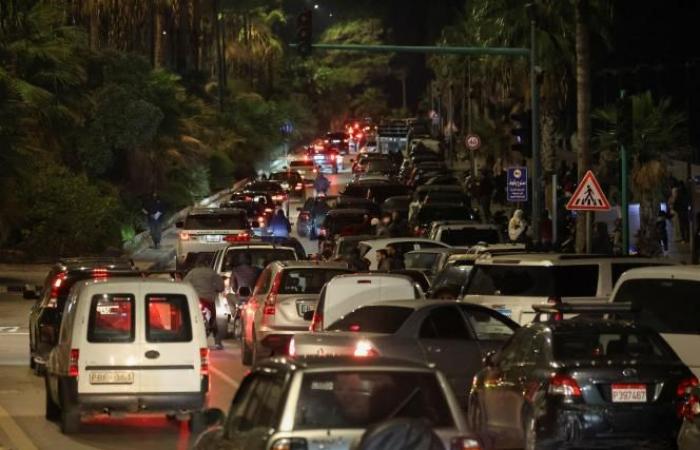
[566,170,611,211]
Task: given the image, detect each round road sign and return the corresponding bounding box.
[465,133,481,150]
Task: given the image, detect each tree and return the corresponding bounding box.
[575,0,592,252]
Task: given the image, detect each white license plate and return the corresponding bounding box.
[89,371,134,385]
[611,384,646,402]
[204,235,221,242]
[298,303,313,314]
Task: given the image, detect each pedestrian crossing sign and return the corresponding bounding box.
[566,170,611,211]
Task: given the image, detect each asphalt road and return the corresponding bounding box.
[0,169,352,450]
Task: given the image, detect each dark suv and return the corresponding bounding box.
[28,257,140,375]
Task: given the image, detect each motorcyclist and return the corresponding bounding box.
[314,169,330,197]
[268,209,291,238]
[184,255,225,349]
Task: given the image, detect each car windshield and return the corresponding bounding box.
[294,371,454,430]
[246,181,283,192]
[405,253,440,271]
[440,228,501,246]
[184,213,248,230]
[222,249,296,272]
[327,305,414,333]
[553,330,673,361]
[465,265,600,297]
[416,207,470,223]
[324,214,368,234]
[279,269,349,295]
[270,172,300,184]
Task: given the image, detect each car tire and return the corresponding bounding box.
[232,316,242,340]
[59,388,81,434]
[44,376,60,421]
[34,362,46,377]
[30,354,36,370]
[241,333,253,366]
[188,411,205,434]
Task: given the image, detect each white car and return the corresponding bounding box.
[44,278,209,434]
[175,207,251,270]
[357,238,451,270]
[609,265,700,377]
[307,273,424,331]
[462,253,672,324]
[428,222,503,247]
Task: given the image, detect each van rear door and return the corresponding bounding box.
[139,288,202,393]
[79,291,141,394]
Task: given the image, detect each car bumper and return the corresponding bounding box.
[258,327,308,352]
[539,401,680,447]
[176,242,229,259]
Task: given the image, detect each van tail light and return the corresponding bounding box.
[264,272,283,317]
[353,340,378,358]
[179,231,190,240]
[547,296,563,321]
[92,268,109,279]
[677,376,699,397]
[47,273,67,308]
[200,348,209,376]
[309,311,323,332]
[450,437,482,450]
[270,438,308,450]
[548,373,582,397]
[69,349,79,377]
[681,392,700,420]
[224,233,250,243]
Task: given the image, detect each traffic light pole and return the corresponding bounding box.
[530,18,542,243]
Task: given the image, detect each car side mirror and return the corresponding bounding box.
[238,286,251,298]
[175,221,184,228]
[202,408,226,427]
[483,350,498,367]
[303,310,315,321]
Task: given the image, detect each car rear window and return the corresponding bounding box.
[246,181,283,192]
[466,265,599,297]
[417,207,471,223]
[440,228,501,246]
[612,278,700,334]
[327,306,414,333]
[279,269,349,295]
[405,253,440,271]
[88,294,135,343]
[295,371,453,430]
[223,249,296,272]
[324,214,367,233]
[184,213,248,230]
[146,294,192,342]
[553,330,673,361]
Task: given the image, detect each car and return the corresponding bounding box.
[318,208,373,241]
[423,190,469,205]
[359,136,377,153]
[258,236,307,260]
[220,197,269,230]
[332,234,377,260]
[425,174,462,186]
[411,204,479,235]
[342,181,410,204]
[678,385,700,450]
[351,153,392,174]
[609,265,700,377]
[307,273,425,331]
[239,180,287,204]
[292,300,518,408]
[193,356,482,450]
[309,146,340,174]
[429,222,503,247]
[334,196,382,217]
[381,195,411,220]
[288,159,316,183]
[241,261,351,365]
[175,207,250,270]
[363,158,397,176]
[325,131,350,154]
[357,238,451,270]
[295,195,342,238]
[44,278,209,434]
[403,248,467,280]
[414,184,465,202]
[28,257,140,375]
[469,304,695,450]
[462,254,672,324]
[269,170,305,197]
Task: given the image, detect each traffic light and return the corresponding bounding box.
[296,9,312,57]
[510,110,532,157]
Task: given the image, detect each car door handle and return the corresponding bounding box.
[145,350,160,359]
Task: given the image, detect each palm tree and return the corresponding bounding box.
[575,0,592,251]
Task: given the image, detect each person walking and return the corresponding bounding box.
[376,214,392,237]
[656,210,669,255]
[142,192,165,249]
[314,170,330,197]
[508,209,528,243]
[346,247,370,271]
[268,209,291,238]
[184,256,225,349]
[230,253,261,295]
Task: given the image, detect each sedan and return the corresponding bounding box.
[290,300,518,408]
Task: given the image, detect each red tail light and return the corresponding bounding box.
[310,311,323,332]
[295,183,303,190]
[681,392,700,420]
[200,347,209,376]
[264,272,283,316]
[179,231,190,240]
[330,154,336,161]
[69,349,79,377]
[548,373,582,397]
[92,268,109,279]
[48,273,67,308]
[224,233,250,243]
[450,437,482,450]
[677,376,699,397]
[353,340,378,358]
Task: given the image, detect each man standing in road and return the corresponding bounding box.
[185,256,225,349]
[269,209,291,238]
[142,192,165,249]
[231,253,261,294]
[314,170,330,197]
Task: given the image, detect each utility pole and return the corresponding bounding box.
[618,89,630,255]
[528,6,542,242]
[213,0,225,111]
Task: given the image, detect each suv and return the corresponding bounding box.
[241,261,351,365]
[193,357,480,450]
[175,207,250,270]
[462,254,671,324]
[44,278,209,434]
[429,222,502,247]
[29,258,140,374]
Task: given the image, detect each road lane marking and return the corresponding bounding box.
[210,366,240,389]
[0,404,38,450]
[0,328,19,334]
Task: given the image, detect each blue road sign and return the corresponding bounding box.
[507,167,528,202]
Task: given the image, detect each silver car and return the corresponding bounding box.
[290,300,518,407]
[241,261,351,365]
[193,357,482,450]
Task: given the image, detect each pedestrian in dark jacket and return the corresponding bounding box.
[386,246,405,270]
[268,209,291,238]
[346,248,370,271]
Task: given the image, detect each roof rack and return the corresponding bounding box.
[532,302,638,323]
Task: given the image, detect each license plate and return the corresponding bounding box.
[89,371,134,385]
[611,383,647,402]
[298,303,314,315]
[204,235,221,242]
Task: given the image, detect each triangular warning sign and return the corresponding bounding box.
[566,170,611,211]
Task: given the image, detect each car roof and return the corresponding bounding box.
[416,184,462,192]
[529,318,652,334]
[80,277,189,289]
[405,248,455,255]
[359,237,450,247]
[274,260,350,269]
[615,264,695,281]
[336,234,376,243]
[224,243,296,251]
[327,272,415,283]
[475,253,667,266]
[257,356,435,372]
[56,257,134,272]
[189,207,245,215]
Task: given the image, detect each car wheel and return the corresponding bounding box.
[232,316,242,340]
[30,353,36,370]
[44,376,60,421]
[59,387,81,434]
[241,333,253,366]
[188,411,205,434]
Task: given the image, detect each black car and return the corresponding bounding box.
[342,181,410,204]
[295,195,339,238]
[269,170,305,197]
[319,208,372,241]
[412,203,478,232]
[28,257,140,374]
[325,131,350,154]
[381,195,411,220]
[240,180,287,204]
[335,196,382,217]
[470,306,696,450]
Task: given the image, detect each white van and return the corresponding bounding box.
[44,278,209,434]
[609,265,700,377]
[308,273,424,331]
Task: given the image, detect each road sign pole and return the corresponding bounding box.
[552,173,558,244]
[586,211,592,253]
[530,17,541,242]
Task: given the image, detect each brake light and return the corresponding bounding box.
[69,349,79,377]
[272,194,285,202]
[92,268,108,279]
[295,183,303,190]
[677,376,699,397]
[681,392,700,420]
[200,347,209,376]
[258,216,265,224]
[265,207,273,213]
[224,233,250,243]
[47,273,67,308]
[310,311,323,332]
[547,296,563,321]
[548,373,582,397]
[288,338,296,357]
[179,231,190,240]
[330,154,336,161]
[353,340,378,358]
[264,272,283,316]
[270,438,308,450]
[450,437,482,450]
